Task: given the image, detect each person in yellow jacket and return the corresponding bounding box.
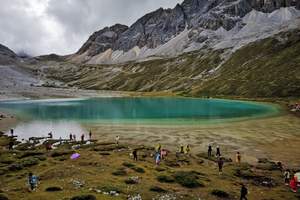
[185,144,191,154]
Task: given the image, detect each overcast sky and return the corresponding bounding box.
[0,0,183,56]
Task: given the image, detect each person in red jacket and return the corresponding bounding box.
[290,176,298,193]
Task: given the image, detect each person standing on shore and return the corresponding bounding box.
[240,184,248,200]
[69,133,73,141]
[217,157,224,174]
[10,129,14,137]
[155,152,161,165]
[8,139,14,150]
[89,130,92,140]
[179,144,184,154]
[73,134,76,141]
[236,152,241,164]
[185,144,191,155]
[115,135,120,146]
[208,144,212,158]
[216,146,221,157]
[284,169,291,185]
[81,134,85,143]
[48,132,53,139]
[133,149,138,161]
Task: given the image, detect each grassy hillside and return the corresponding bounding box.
[194,30,300,97]
[33,29,300,98]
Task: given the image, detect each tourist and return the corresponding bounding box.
[133,149,138,161]
[185,144,191,154]
[179,144,184,154]
[48,132,53,139]
[89,130,92,140]
[45,142,52,151]
[155,152,161,165]
[73,134,76,141]
[81,134,85,142]
[10,128,14,137]
[290,172,300,192]
[208,144,212,158]
[240,184,248,200]
[28,172,39,191]
[217,157,224,174]
[115,135,120,145]
[69,133,73,141]
[160,149,168,160]
[8,139,14,150]
[284,169,291,185]
[156,143,162,153]
[216,146,221,157]
[236,152,241,164]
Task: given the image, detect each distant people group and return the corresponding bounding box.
[4,127,299,196]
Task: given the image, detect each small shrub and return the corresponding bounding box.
[8,163,23,171]
[211,189,230,198]
[132,167,145,173]
[45,186,63,192]
[173,171,204,188]
[99,152,110,156]
[21,158,39,167]
[122,162,135,168]
[17,151,44,159]
[157,175,175,183]
[51,150,74,157]
[125,179,137,184]
[155,167,166,172]
[112,169,127,176]
[70,194,96,200]
[0,194,8,200]
[149,186,167,193]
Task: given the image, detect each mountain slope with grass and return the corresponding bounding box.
[34,28,300,98]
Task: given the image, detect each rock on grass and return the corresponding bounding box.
[70,195,96,200]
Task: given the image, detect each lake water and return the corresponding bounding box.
[0,97,279,139]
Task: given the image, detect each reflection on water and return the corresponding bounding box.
[6,121,85,140]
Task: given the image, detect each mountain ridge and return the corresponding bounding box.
[70,0,300,64]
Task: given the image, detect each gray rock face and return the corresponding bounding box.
[77,24,128,57]
[76,0,300,57]
[0,44,18,65]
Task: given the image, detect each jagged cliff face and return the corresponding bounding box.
[77,24,128,57]
[0,44,18,65]
[71,0,300,64]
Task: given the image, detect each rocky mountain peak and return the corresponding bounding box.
[73,0,300,64]
[76,23,128,57]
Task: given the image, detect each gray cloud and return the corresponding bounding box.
[0,0,183,56]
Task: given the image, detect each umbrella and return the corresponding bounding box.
[70,153,80,160]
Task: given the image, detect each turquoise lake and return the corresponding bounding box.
[0,97,279,124]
